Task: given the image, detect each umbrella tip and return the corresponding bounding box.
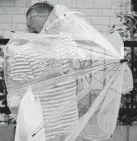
[32,133,36,137]
[120,58,128,63]
[11,31,15,33]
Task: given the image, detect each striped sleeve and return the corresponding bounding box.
[10,54,34,83]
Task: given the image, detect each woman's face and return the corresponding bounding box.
[26,13,49,33]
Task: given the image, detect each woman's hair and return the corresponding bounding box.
[26,1,54,17]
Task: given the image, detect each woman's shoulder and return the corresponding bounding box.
[5,38,30,57]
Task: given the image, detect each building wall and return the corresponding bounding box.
[0,0,131,38]
[0,124,137,141]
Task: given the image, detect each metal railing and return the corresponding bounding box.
[0,39,137,125]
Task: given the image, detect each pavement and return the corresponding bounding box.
[0,123,15,141]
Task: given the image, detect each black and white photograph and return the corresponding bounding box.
[0,0,136,141]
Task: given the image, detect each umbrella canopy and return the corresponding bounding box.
[4,4,133,141]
